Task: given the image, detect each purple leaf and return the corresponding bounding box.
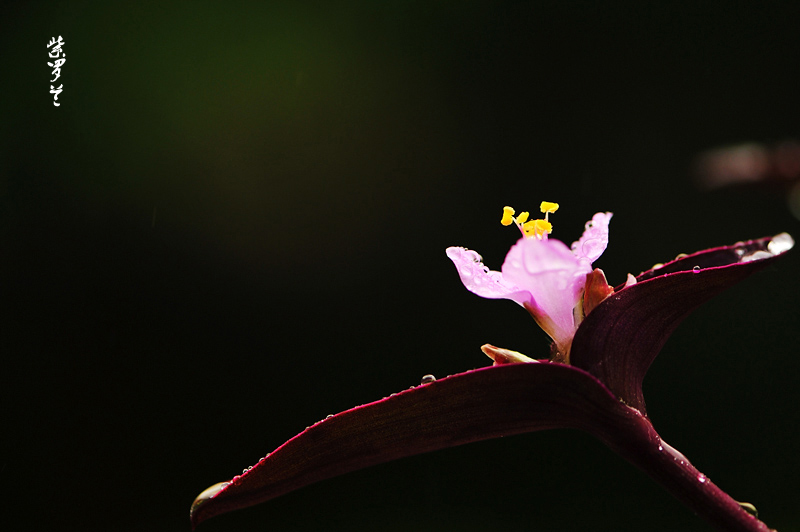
[570,234,792,414]
[190,363,636,527]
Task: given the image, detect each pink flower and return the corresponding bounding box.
[446,206,612,358]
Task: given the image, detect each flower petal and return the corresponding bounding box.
[570,234,793,414]
[571,212,612,263]
[502,237,591,350]
[190,363,638,528]
[445,246,531,305]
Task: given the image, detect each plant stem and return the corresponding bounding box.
[604,412,774,532]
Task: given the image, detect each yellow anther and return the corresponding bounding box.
[521,221,534,236]
[540,201,559,214]
[501,206,515,226]
[501,202,558,238]
[534,219,553,236]
[522,219,552,238]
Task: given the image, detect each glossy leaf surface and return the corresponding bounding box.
[191,363,636,527]
[570,235,791,414]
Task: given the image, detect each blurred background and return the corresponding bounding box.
[2,1,799,531]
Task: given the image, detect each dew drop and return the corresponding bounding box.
[580,240,604,258]
[420,374,436,384]
[692,265,701,272]
[390,393,398,397]
[465,250,483,262]
[658,445,663,452]
[326,414,334,419]
[242,468,249,474]
[697,474,707,484]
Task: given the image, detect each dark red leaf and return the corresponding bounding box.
[570,234,792,414]
[190,363,637,527]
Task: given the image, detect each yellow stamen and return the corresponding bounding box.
[522,219,552,238]
[501,206,515,226]
[540,201,559,214]
[501,201,559,238]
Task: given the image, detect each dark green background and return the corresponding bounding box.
[3,2,799,531]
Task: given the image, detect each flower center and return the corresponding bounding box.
[501,202,560,239]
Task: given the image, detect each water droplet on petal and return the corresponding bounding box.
[697,474,707,483]
[658,445,663,452]
[466,250,483,262]
[420,374,436,384]
[326,414,334,419]
[580,240,604,259]
[692,265,701,272]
